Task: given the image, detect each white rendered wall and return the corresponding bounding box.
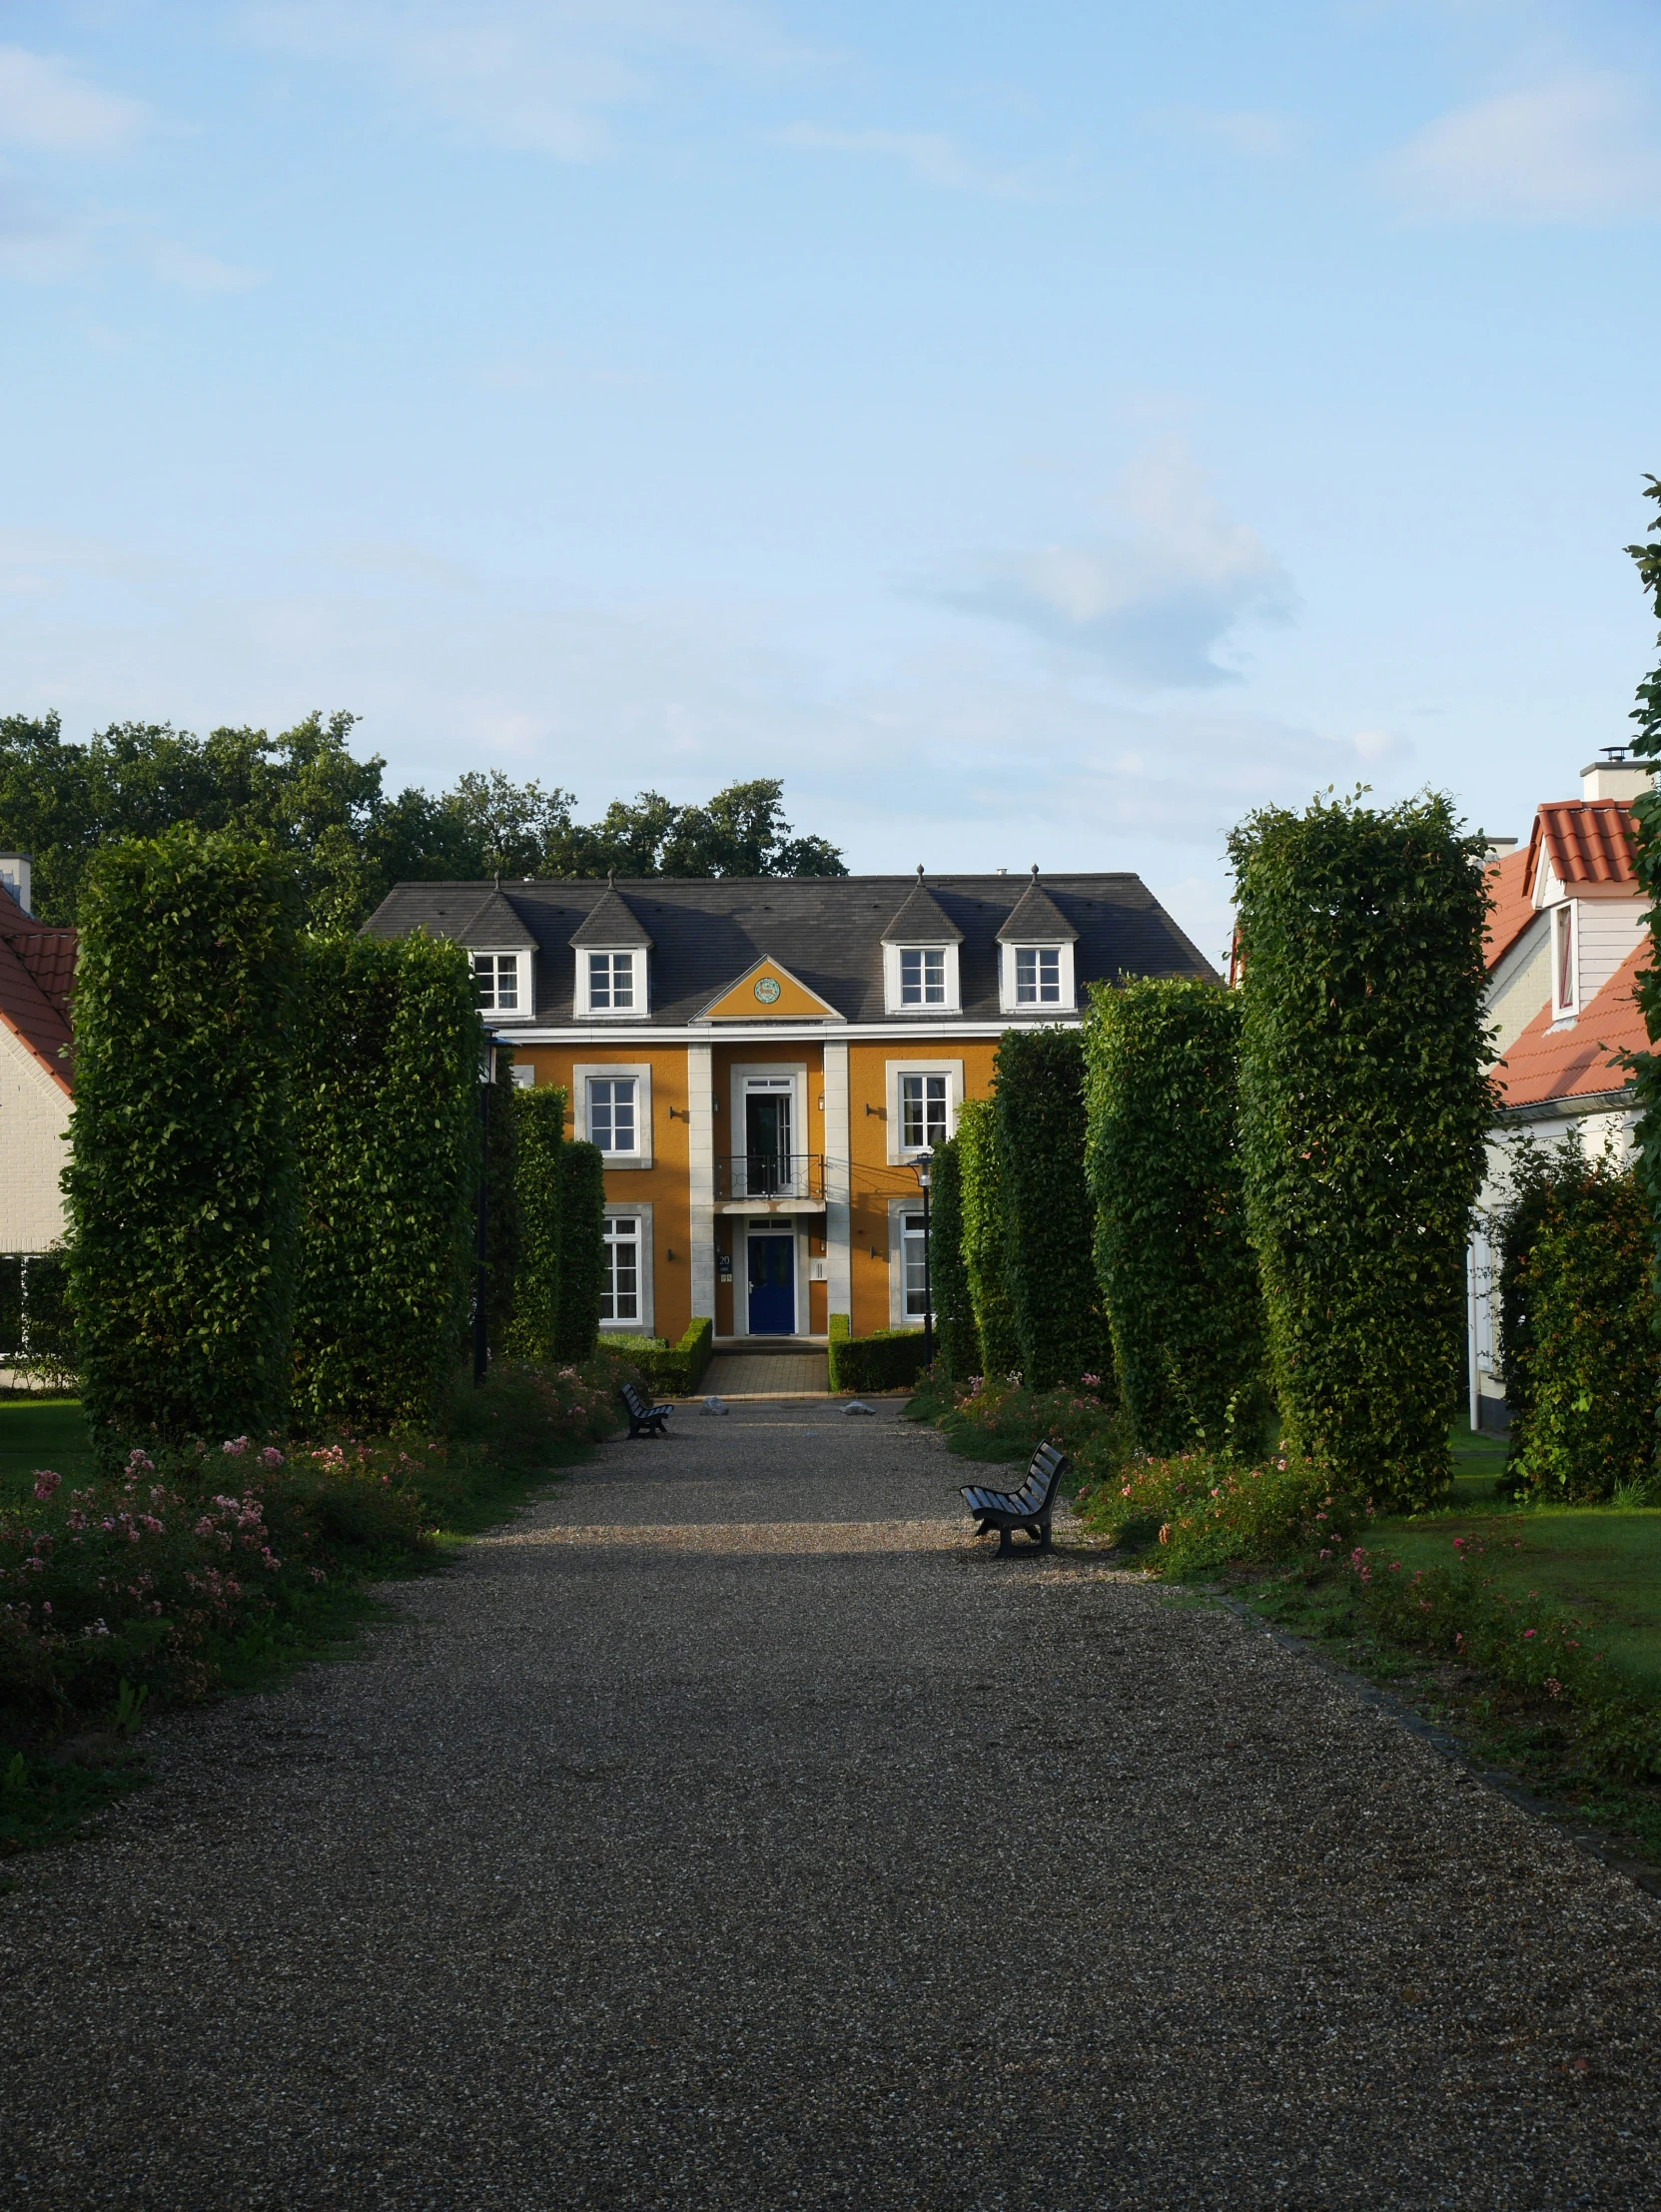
[0,1027,69,1251]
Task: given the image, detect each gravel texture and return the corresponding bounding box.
[4,1403,1661,2210]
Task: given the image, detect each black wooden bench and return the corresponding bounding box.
[621,1380,672,1439]
[962,1441,1070,1554]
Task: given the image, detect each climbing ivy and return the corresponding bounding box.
[552,1139,606,1362]
[1228,791,1494,1507]
[506,1085,566,1364]
[994,1027,1112,1391]
[290,933,481,1431]
[65,827,301,1457]
[926,1136,979,1383]
[1083,978,1268,1453]
[956,1097,1020,1378]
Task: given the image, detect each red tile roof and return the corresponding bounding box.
[0,887,74,1098]
[1495,938,1649,1111]
[1484,846,1536,971]
[1524,800,1638,897]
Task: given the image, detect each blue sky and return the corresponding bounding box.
[3,0,1660,962]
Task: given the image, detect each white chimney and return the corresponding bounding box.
[0,854,31,914]
[1580,749,1654,802]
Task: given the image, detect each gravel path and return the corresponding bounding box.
[4,1404,1660,2210]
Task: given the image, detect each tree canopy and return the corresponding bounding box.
[0,708,847,929]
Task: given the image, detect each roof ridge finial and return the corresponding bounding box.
[607,867,616,889]
[916,863,925,880]
[1031,862,1040,880]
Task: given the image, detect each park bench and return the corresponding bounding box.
[621,1381,672,1439]
[962,1441,1070,1555]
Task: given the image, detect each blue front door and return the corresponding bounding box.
[747,1234,795,1335]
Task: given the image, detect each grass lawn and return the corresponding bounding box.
[0,1397,94,1508]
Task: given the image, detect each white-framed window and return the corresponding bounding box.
[600,1203,654,1332]
[900,1072,949,1151]
[882,942,960,1016]
[885,1059,963,1164]
[510,1065,535,1090]
[1000,941,1076,1015]
[588,950,635,1010]
[588,1077,638,1155]
[1015,947,1061,1004]
[473,952,521,1013]
[887,1197,930,1327]
[900,948,946,1006]
[1552,904,1577,1019]
[573,1063,653,1167]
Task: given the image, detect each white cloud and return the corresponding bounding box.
[1162,108,1292,160]
[137,239,265,292]
[0,46,147,155]
[775,122,1038,197]
[937,442,1296,687]
[1383,73,1661,222]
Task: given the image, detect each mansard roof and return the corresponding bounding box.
[364,870,1212,1026]
[996,871,1079,944]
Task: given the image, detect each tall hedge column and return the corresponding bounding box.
[956,1099,1020,1377]
[66,826,301,1452]
[1229,793,1492,1506]
[994,1028,1111,1391]
[507,1086,567,1363]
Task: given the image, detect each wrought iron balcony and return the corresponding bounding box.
[714,1152,825,1203]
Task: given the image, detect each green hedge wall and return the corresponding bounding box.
[1229,792,1493,1507]
[483,1057,521,1358]
[0,1249,73,1370]
[827,1313,929,1394]
[1620,479,1661,1323]
[1084,979,1268,1453]
[956,1097,1020,1378]
[995,1027,1112,1391]
[65,826,301,1454]
[630,1317,715,1395]
[1497,1141,1659,1500]
[553,1139,607,1362]
[927,1137,979,1383]
[290,933,481,1432]
[506,1086,566,1363]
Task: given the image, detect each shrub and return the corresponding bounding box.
[629,1318,715,1396]
[507,1087,567,1363]
[483,1060,521,1359]
[1229,792,1493,1509]
[1619,480,1661,1394]
[828,1315,928,1394]
[927,1138,979,1383]
[1497,1145,1658,1501]
[553,1140,606,1361]
[0,1250,73,1380]
[290,933,481,1433]
[957,1100,1020,1377]
[995,1028,1112,1391]
[1084,979,1268,1454]
[65,827,302,1460]
[1082,1444,1360,1578]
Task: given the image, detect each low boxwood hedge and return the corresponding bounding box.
[827,1313,928,1394]
[626,1317,715,1396]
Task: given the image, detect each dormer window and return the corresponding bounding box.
[996,870,1080,1016]
[900,949,946,1006]
[588,951,636,1011]
[473,952,523,1016]
[1015,947,1061,1005]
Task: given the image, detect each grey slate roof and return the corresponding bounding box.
[879,873,964,945]
[996,873,1078,944]
[414,887,538,952]
[363,872,1215,1025]
[567,884,654,949]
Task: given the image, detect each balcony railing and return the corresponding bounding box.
[714,1152,825,1202]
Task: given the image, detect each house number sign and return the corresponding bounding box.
[754,976,782,1004]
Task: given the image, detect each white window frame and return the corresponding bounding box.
[885,1059,963,1166]
[999,941,1076,1016]
[572,1062,654,1168]
[882,942,960,1017]
[472,949,531,1021]
[575,947,649,1019]
[1551,903,1577,1020]
[600,1203,654,1334]
[887,1197,930,1329]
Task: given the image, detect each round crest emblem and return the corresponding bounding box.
[754,975,782,1005]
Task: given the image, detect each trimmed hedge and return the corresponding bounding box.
[927,1137,979,1383]
[483,1059,521,1359]
[1497,1141,1659,1501]
[553,1140,607,1362]
[828,1313,929,1394]
[506,1086,566,1363]
[629,1317,715,1395]
[995,1027,1111,1391]
[956,1097,1021,1378]
[1084,979,1268,1453]
[0,1249,72,1369]
[1229,792,1493,1508]
[1621,478,1661,1353]
[65,826,301,1456]
[290,933,481,1432]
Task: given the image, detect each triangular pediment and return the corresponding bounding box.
[696,955,843,1023]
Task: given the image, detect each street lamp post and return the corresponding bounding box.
[914,1149,934,1369]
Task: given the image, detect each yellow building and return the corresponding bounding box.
[367,869,1210,1346]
